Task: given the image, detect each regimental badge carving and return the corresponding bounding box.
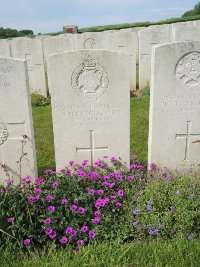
[71,56,109,100]
[175,52,200,86]
[0,122,8,146]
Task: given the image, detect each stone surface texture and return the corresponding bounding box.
[148,41,200,168]
[11,37,47,97]
[0,57,37,184]
[48,50,130,170]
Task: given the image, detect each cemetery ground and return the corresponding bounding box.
[0,94,199,266]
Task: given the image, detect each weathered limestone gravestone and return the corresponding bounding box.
[48,50,130,170]
[0,40,11,57]
[139,25,172,90]
[173,25,200,42]
[148,41,200,168]
[11,37,47,97]
[0,57,37,184]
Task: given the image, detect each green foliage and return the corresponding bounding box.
[131,166,200,240]
[0,157,143,251]
[19,30,34,36]
[31,93,51,107]
[0,239,200,267]
[182,1,200,17]
[0,27,34,39]
[141,84,150,97]
[32,105,55,174]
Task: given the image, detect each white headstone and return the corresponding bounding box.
[0,40,11,57]
[173,25,200,42]
[0,57,37,184]
[11,38,47,97]
[48,50,130,170]
[139,25,172,90]
[149,41,200,168]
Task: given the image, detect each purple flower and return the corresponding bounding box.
[133,209,140,215]
[133,221,139,227]
[88,188,95,195]
[81,160,89,167]
[52,181,59,188]
[80,226,88,232]
[61,198,68,205]
[115,202,122,207]
[187,233,197,240]
[6,179,14,186]
[44,217,51,224]
[147,205,153,211]
[77,171,86,178]
[128,175,134,181]
[149,162,157,171]
[111,156,117,162]
[94,210,100,217]
[34,187,42,194]
[45,169,56,175]
[66,227,73,235]
[46,195,53,201]
[94,160,103,168]
[71,230,77,236]
[175,190,180,195]
[45,228,53,235]
[92,217,101,224]
[78,207,85,214]
[97,189,104,195]
[131,154,137,159]
[117,190,124,197]
[48,206,55,213]
[60,236,68,244]
[109,183,115,188]
[149,229,159,236]
[27,195,39,202]
[170,206,176,212]
[69,161,75,166]
[89,172,98,180]
[88,231,96,239]
[110,195,116,199]
[49,230,56,239]
[7,217,15,223]
[77,239,85,246]
[66,168,71,175]
[22,176,31,184]
[35,177,44,184]
[70,205,78,212]
[23,239,31,246]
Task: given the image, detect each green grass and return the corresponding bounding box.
[32,96,149,175]
[46,15,200,35]
[32,105,55,174]
[1,239,199,267]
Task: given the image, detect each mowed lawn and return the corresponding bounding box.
[32,96,149,174]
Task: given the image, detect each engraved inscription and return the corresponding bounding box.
[71,56,109,100]
[0,122,8,146]
[76,130,108,165]
[175,52,200,86]
[0,65,12,88]
[84,38,96,49]
[176,121,200,161]
[159,93,200,113]
[54,103,124,128]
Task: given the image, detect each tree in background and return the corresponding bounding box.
[0,27,34,39]
[182,2,200,17]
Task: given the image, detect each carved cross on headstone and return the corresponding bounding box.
[76,130,108,165]
[176,121,200,161]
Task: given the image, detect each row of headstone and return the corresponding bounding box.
[0,19,199,97]
[1,40,200,184]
